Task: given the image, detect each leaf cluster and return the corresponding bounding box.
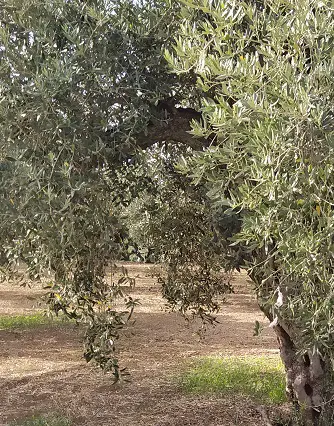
[168,0,334,359]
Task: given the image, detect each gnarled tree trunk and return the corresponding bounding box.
[249,268,334,426]
[273,321,333,425]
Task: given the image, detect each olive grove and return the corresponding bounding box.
[0,0,333,424]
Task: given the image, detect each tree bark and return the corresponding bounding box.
[134,103,210,151]
[272,322,333,425]
[248,268,333,426]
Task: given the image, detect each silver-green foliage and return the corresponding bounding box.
[167,0,334,360]
[0,0,177,377]
[123,144,233,320]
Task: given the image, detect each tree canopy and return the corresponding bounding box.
[0,0,333,423]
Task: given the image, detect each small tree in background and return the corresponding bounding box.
[122,143,233,320]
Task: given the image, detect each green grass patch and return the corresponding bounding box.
[0,312,70,330]
[10,414,72,426]
[180,355,287,404]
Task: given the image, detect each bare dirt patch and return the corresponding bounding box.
[0,264,279,426]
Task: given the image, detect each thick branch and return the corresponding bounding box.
[135,105,210,151]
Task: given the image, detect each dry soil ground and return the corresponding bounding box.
[0,263,279,426]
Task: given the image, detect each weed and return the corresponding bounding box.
[180,355,287,404]
[9,413,72,426]
[0,313,69,330]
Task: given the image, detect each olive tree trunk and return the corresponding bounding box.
[273,321,333,425]
[249,269,333,425]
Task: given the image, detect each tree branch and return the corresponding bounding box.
[135,104,210,151]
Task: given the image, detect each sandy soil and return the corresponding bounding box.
[0,264,279,426]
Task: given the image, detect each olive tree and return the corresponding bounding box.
[166,0,334,423]
[0,0,207,378]
[0,0,187,377]
[1,0,334,424]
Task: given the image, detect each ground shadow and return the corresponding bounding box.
[0,266,278,426]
